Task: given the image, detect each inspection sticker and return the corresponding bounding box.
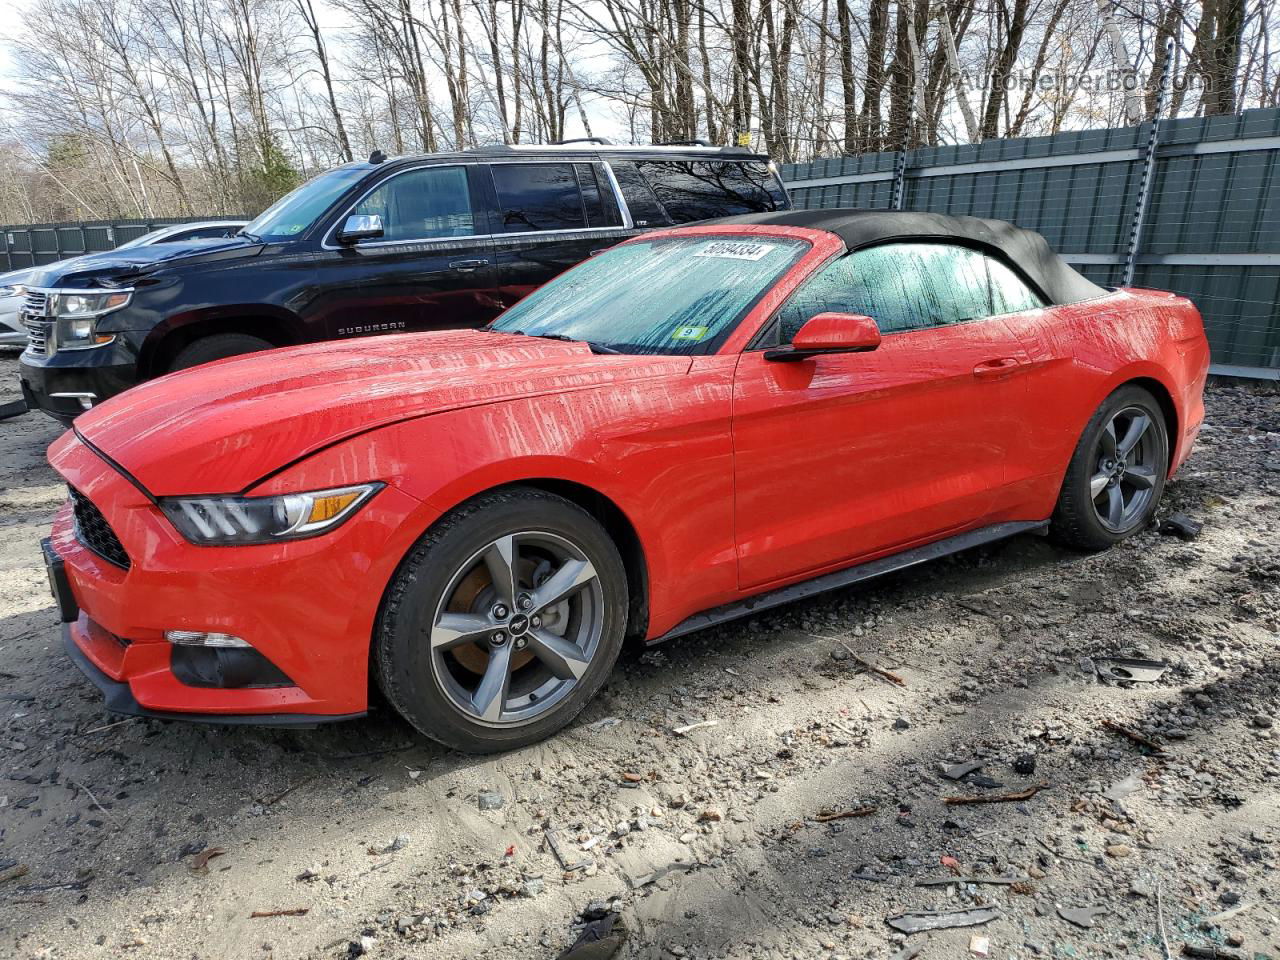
[693,240,775,261]
[670,325,710,341]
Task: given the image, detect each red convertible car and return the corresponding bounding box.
[43,210,1209,751]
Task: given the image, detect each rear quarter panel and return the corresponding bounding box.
[1001,288,1209,518]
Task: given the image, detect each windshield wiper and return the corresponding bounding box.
[235,229,264,243]
[497,330,621,354]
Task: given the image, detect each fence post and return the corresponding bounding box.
[1122,37,1175,288]
[891,85,918,211]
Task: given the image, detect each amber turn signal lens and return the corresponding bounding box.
[306,491,361,524]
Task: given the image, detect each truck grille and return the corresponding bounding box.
[22,291,53,356]
[69,487,131,570]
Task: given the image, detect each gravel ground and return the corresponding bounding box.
[1,350,1278,960]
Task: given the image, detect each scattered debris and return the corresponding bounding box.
[1096,657,1169,683]
[546,828,590,872]
[1012,752,1037,775]
[1102,719,1165,753]
[1204,902,1256,924]
[916,875,1027,887]
[812,805,877,822]
[940,759,985,780]
[943,782,1049,805]
[249,908,309,918]
[672,719,720,735]
[477,790,504,811]
[1103,771,1145,802]
[890,947,922,960]
[588,717,622,731]
[1058,905,1108,928]
[0,863,29,884]
[885,906,999,934]
[557,912,626,960]
[1159,513,1203,540]
[1181,945,1247,960]
[969,933,991,957]
[187,847,227,875]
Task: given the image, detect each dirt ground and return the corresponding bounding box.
[1,349,1278,960]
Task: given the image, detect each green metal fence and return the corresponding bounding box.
[780,108,1280,378]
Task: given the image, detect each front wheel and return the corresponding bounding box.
[1050,385,1169,551]
[168,333,273,372]
[375,487,628,752]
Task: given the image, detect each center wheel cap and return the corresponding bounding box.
[507,613,530,637]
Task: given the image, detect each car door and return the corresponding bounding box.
[486,161,630,307]
[310,164,502,341]
[731,242,1033,590]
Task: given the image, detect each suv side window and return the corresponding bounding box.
[491,162,590,232]
[607,161,670,227]
[776,242,1005,341]
[635,159,786,223]
[172,225,237,241]
[574,163,623,228]
[354,166,475,241]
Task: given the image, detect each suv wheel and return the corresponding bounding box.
[169,333,273,372]
[375,487,628,752]
[1050,385,1169,551]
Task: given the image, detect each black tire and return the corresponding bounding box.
[1050,384,1169,552]
[375,486,628,753]
[168,333,273,372]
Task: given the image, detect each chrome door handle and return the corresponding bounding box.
[449,258,489,271]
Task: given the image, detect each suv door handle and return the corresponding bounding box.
[973,357,1022,379]
[449,258,489,271]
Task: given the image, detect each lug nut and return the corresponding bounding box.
[491,632,507,645]
[515,638,527,650]
[493,604,508,620]
[530,616,541,629]
[519,595,533,610]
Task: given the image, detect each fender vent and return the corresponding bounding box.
[69,487,131,570]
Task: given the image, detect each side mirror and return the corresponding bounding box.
[337,213,384,244]
[765,312,881,362]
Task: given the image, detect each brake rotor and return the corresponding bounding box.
[444,564,538,675]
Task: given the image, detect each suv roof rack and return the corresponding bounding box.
[461,142,762,156]
[654,139,711,146]
[550,137,614,146]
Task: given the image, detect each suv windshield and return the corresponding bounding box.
[489,234,808,355]
[241,166,370,242]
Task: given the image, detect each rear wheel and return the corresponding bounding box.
[1050,385,1169,551]
[375,487,627,752]
[168,333,272,372]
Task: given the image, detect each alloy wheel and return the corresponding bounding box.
[429,531,604,727]
[1090,405,1160,533]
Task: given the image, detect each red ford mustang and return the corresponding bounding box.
[43,211,1209,751]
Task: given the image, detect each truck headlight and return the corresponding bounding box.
[48,289,133,349]
[159,483,382,545]
[49,290,132,317]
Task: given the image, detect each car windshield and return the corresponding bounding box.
[241,166,370,242]
[489,234,808,355]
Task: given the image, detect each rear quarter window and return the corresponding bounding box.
[633,159,788,223]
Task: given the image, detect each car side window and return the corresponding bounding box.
[607,161,671,227]
[354,166,475,241]
[176,226,236,241]
[987,257,1047,315]
[776,242,1008,341]
[490,163,588,232]
[634,159,786,223]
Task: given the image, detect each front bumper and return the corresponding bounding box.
[47,432,429,723]
[19,338,139,424]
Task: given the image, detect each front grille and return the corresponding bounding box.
[69,487,131,569]
[22,292,53,355]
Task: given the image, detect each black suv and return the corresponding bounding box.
[18,143,789,423]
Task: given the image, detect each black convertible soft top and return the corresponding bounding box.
[713,209,1108,306]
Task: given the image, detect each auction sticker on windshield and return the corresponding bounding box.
[693,240,776,261]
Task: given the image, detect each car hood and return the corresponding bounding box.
[29,236,262,288]
[73,330,694,496]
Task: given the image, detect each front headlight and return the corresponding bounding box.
[0,283,25,299]
[158,483,382,545]
[49,290,132,317]
[47,289,133,349]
